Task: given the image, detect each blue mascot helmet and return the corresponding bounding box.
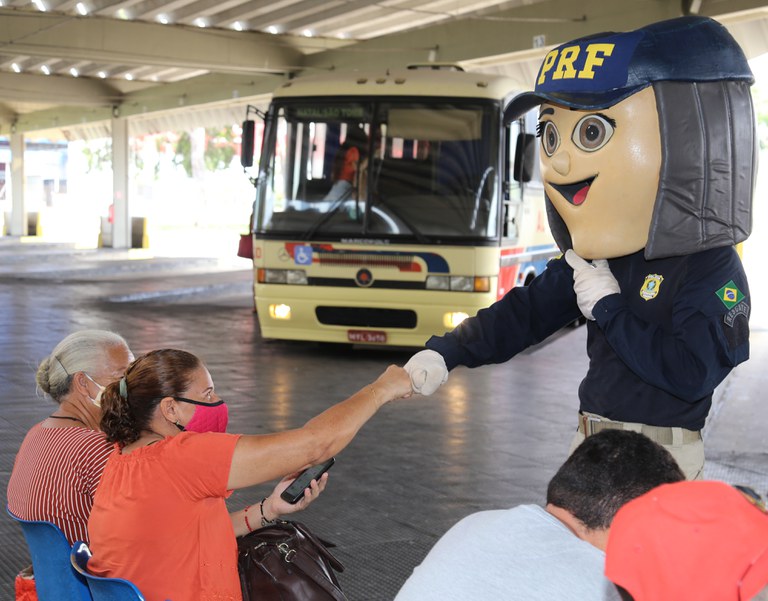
[506,16,757,260]
[507,16,754,115]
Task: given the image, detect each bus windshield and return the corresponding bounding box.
[256,99,501,242]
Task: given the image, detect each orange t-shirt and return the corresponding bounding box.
[337,146,360,183]
[87,432,243,601]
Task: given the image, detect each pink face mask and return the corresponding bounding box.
[174,397,229,433]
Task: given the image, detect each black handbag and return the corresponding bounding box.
[237,519,348,601]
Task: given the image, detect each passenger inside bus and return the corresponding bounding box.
[324,124,368,201]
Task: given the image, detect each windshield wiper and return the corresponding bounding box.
[302,195,350,241]
[369,198,430,244]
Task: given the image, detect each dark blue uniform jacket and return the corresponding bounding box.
[426,246,750,430]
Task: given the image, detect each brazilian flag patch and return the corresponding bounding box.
[716,280,745,309]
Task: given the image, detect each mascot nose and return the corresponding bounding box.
[551,152,570,176]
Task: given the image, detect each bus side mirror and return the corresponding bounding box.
[513,133,535,183]
[241,120,256,168]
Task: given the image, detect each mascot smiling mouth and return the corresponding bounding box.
[550,177,596,206]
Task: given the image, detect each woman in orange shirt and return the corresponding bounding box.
[325,125,369,201]
[87,348,412,601]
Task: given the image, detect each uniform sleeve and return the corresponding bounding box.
[426,256,582,370]
[167,432,243,499]
[593,249,750,402]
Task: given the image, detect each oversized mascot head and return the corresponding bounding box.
[506,16,756,260]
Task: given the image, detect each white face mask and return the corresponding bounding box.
[83,372,105,407]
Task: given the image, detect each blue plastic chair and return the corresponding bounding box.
[70,541,147,601]
[6,506,92,601]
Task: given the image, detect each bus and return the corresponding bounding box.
[241,65,557,347]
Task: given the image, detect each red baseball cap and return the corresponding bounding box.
[605,481,768,601]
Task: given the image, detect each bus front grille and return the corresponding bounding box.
[315,307,417,329]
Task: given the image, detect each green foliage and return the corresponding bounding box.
[82,140,112,173]
[174,131,193,177]
[173,127,237,177]
[205,127,237,171]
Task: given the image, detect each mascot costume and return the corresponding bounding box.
[405,16,756,479]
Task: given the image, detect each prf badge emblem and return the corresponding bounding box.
[639,274,663,301]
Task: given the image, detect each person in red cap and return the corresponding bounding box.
[605,480,768,601]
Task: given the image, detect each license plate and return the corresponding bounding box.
[347,330,387,343]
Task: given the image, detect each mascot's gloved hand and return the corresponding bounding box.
[404,350,448,395]
[565,249,620,321]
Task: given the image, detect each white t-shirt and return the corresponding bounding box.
[395,504,621,601]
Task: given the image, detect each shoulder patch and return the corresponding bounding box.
[716,280,745,310]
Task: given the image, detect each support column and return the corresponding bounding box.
[111,116,130,249]
[9,132,25,236]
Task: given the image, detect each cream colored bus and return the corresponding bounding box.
[241,65,556,346]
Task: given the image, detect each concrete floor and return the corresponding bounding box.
[1,238,766,600]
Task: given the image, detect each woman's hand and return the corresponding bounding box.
[373,365,414,406]
[262,472,329,520]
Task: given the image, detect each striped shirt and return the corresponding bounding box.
[7,423,115,545]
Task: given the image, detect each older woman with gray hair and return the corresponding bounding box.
[7,329,133,544]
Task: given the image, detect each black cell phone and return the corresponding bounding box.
[280,457,336,504]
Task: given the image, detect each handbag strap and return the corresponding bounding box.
[288,521,345,573]
[286,552,349,601]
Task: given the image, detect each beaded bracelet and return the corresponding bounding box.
[243,505,254,533]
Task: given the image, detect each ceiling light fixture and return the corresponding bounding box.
[32,0,46,11]
[98,71,107,78]
[125,73,134,81]
[116,8,129,19]
[302,29,313,37]
[266,25,279,35]
[232,21,244,31]
[75,2,87,15]
[41,65,50,75]
[70,67,79,77]
[157,14,169,24]
[11,63,21,73]
[194,17,206,27]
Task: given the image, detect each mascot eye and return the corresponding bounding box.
[540,121,560,157]
[572,115,614,151]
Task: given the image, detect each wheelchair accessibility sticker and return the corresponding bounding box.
[294,245,313,266]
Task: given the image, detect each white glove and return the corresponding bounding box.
[404,350,448,395]
[564,249,620,320]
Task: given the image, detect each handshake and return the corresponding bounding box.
[404,350,449,395]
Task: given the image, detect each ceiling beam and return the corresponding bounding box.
[7,71,285,132]
[0,70,121,105]
[0,10,307,74]
[300,0,767,72]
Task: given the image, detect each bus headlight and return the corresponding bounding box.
[269,304,292,320]
[258,269,308,284]
[450,276,473,292]
[426,275,491,292]
[443,311,469,328]
[426,275,450,290]
[286,270,308,285]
